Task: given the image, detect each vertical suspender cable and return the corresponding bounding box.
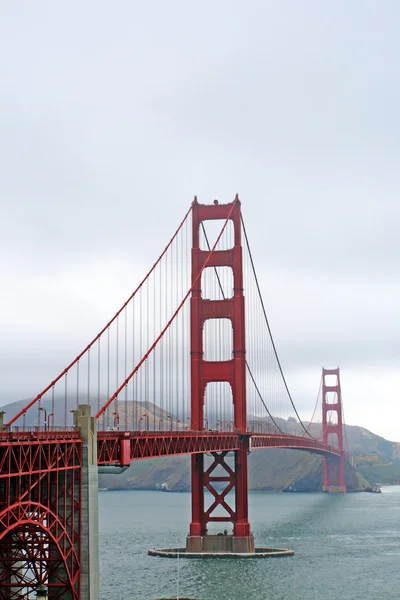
[124,308,128,430]
[97,338,101,429]
[200,221,283,433]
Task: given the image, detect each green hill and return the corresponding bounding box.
[98,447,369,493]
[99,419,400,493]
[2,396,397,491]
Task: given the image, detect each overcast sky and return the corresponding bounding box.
[1,1,399,440]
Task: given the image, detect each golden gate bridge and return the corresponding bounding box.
[0,196,346,599]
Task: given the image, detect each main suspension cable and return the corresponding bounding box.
[300,375,322,437]
[96,198,239,419]
[240,214,313,438]
[200,222,284,434]
[341,392,349,452]
[7,205,193,427]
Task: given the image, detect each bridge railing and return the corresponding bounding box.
[0,426,80,441]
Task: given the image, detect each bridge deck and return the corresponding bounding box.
[0,429,344,466]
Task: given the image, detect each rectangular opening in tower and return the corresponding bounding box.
[199,219,234,251]
[324,373,338,387]
[204,381,234,431]
[325,390,338,404]
[201,266,234,300]
[203,318,233,362]
[326,410,339,425]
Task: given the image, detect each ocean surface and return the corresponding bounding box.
[99,486,400,600]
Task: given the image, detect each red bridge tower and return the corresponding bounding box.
[186,197,254,553]
[322,367,346,492]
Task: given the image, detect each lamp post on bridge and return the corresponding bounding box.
[48,413,54,430]
[112,412,120,430]
[143,413,149,430]
[38,407,47,431]
[0,411,6,432]
[167,415,172,431]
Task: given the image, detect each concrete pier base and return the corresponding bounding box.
[186,534,255,553]
[74,405,100,600]
[152,533,293,560]
[323,485,346,493]
[149,546,294,559]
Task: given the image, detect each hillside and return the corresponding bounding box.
[304,421,400,486]
[98,419,400,492]
[2,396,398,491]
[98,447,371,493]
[0,395,179,430]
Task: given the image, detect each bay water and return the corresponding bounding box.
[99,486,400,600]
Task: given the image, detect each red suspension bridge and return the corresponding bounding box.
[0,196,346,599]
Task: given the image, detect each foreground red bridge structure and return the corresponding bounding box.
[0,197,347,598]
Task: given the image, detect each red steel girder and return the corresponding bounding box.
[96,430,345,466]
[97,431,239,464]
[0,436,81,600]
[1,430,345,466]
[250,434,345,458]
